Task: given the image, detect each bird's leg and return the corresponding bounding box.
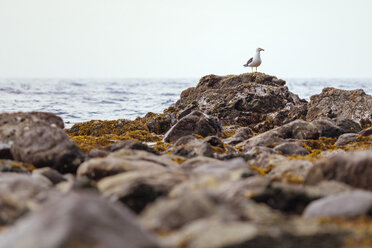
[251,67,253,73]
[256,67,258,72]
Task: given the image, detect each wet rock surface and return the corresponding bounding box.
[1,74,372,248]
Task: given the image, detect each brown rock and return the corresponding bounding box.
[305,150,372,190]
[306,87,372,128]
[11,124,84,174]
[164,110,222,143]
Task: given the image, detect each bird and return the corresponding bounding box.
[243,48,264,72]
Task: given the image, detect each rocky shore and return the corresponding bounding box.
[0,72,371,248]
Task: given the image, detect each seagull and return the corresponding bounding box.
[243,48,264,72]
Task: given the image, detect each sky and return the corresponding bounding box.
[0,0,372,79]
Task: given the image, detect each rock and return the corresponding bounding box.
[224,127,254,145]
[306,87,372,128]
[78,149,176,180]
[11,124,84,174]
[32,167,67,185]
[336,119,362,134]
[274,142,310,155]
[0,173,52,225]
[191,158,249,176]
[0,112,64,142]
[311,118,341,137]
[0,142,13,159]
[0,191,160,248]
[98,170,186,214]
[305,150,372,190]
[173,135,198,146]
[147,112,176,134]
[105,139,158,154]
[168,73,307,132]
[180,156,222,171]
[164,111,222,143]
[170,139,215,158]
[303,190,372,218]
[359,127,372,136]
[242,120,319,149]
[164,216,344,248]
[335,133,359,146]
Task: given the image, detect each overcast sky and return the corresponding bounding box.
[0,0,371,78]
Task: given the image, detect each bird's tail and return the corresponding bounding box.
[243,64,248,67]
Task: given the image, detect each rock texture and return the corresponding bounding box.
[306,87,372,128]
[168,73,307,132]
[0,191,160,248]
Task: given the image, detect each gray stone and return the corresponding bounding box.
[274,142,310,155]
[0,191,160,248]
[311,118,341,137]
[335,133,359,146]
[11,124,84,174]
[303,190,372,218]
[164,110,222,143]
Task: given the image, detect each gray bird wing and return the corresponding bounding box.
[244,57,253,67]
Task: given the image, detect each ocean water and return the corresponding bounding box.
[0,78,371,128]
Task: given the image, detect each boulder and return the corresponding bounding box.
[11,124,84,173]
[305,150,372,190]
[0,160,32,173]
[224,127,254,145]
[98,170,186,213]
[32,167,67,185]
[303,190,372,218]
[164,111,222,143]
[336,119,362,134]
[335,133,359,146]
[274,142,310,155]
[306,87,372,128]
[147,112,176,134]
[168,73,307,132]
[0,173,52,225]
[169,138,215,158]
[311,118,341,137]
[242,120,319,149]
[0,112,64,144]
[359,127,372,137]
[78,149,177,180]
[0,191,160,248]
[0,142,13,159]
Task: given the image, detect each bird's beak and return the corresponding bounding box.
[261,49,265,51]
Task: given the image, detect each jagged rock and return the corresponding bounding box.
[0,173,52,225]
[274,142,310,155]
[164,111,222,143]
[336,119,362,134]
[311,118,342,137]
[224,127,254,145]
[305,150,372,190]
[242,120,319,149]
[168,73,307,132]
[98,170,186,214]
[303,190,372,218]
[0,191,160,248]
[306,87,372,128]
[78,149,176,180]
[335,133,359,146]
[11,124,84,174]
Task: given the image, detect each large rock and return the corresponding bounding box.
[98,169,186,213]
[0,112,64,143]
[164,110,222,143]
[303,190,372,218]
[11,124,84,173]
[305,150,372,190]
[242,120,319,148]
[306,87,372,128]
[78,149,177,180]
[168,73,307,132]
[0,173,52,225]
[0,191,160,248]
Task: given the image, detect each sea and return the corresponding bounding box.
[0,78,371,128]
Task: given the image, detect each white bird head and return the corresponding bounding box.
[256,47,264,52]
